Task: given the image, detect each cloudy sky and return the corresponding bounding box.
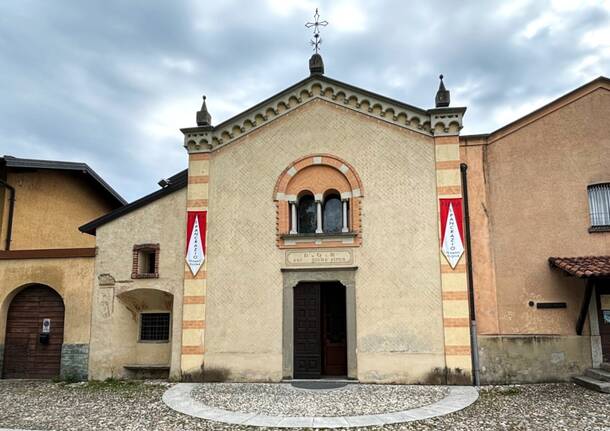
[1,1,609,201]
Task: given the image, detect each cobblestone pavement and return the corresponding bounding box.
[191,382,449,416]
[0,380,608,430]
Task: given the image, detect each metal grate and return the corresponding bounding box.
[140,313,170,341]
[588,183,610,227]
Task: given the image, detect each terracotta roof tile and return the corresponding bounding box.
[548,256,610,278]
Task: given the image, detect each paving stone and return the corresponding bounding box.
[1,380,609,430]
[311,416,350,428]
[190,382,448,416]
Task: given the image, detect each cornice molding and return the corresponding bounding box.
[182,77,466,154]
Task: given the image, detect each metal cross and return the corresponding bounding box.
[305,8,328,53]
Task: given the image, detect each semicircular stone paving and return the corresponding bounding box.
[162,383,479,428]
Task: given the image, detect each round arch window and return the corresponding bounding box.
[323,193,342,233]
[297,194,317,234]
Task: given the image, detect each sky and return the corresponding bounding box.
[1,0,609,201]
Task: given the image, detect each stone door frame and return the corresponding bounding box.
[282,267,357,379]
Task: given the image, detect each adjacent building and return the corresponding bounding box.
[461,77,610,383]
[0,156,124,379]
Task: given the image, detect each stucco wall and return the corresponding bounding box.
[480,88,610,336]
[478,335,592,383]
[0,257,95,346]
[204,99,445,383]
[460,142,500,335]
[89,188,186,380]
[0,170,114,250]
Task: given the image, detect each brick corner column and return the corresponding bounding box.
[181,151,210,379]
[433,123,473,384]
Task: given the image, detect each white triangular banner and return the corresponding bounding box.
[186,216,205,275]
[442,203,464,268]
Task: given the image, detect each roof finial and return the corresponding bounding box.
[306,8,328,54]
[196,95,212,127]
[435,74,450,108]
[306,8,327,75]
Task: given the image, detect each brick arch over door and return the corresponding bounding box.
[2,284,65,379]
[273,154,364,247]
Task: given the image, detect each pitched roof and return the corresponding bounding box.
[79,169,187,235]
[548,256,610,278]
[461,76,610,143]
[2,155,126,206]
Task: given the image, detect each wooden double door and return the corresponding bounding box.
[293,282,347,378]
[2,285,65,379]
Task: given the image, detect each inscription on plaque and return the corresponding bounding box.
[286,249,353,267]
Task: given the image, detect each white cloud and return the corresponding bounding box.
[161,57,196,74]
[492,96,552,128]
[327,1,367,33]
[266,0,316,17]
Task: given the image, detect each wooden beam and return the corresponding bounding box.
[576,279,594,335]
[0,248,96,260]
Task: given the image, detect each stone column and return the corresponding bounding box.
[315,199,323,234]
[289,201,297,234]
[341,199,349,233]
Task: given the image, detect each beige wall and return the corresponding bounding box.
[463,85,610,337]
[89,188,186,380]
[460,141,500,335]
[1,170,114,250]
[0,257,95,346]
[204,99,446,383]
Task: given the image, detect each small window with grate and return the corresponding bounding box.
[140,313,170,342]
[588,183,610,232]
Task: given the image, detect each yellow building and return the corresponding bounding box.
[0,156,124,379]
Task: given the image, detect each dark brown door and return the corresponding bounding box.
[294,283,321,378]
[597,283,610,363]
[3,285,65,379]
[322,284,347,376]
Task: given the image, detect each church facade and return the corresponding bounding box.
[81,55,473,384]
[3,52,609,385]
[78,50,610,384]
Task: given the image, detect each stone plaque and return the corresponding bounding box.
[600,295,610,310]
[285,249,353,267]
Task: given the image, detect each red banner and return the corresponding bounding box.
[439,198,464,268]
[186,211,207,275]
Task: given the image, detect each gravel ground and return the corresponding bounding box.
[191,382,449,416]
[0,380,608,430]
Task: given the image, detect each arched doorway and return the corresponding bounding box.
[2,284,65,379]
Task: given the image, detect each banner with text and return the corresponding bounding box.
[439,198,464,269]
[186,211,207,276]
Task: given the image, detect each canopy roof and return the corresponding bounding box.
[548,256,610,278]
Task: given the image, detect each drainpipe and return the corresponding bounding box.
[460,163,480,387]
[0,178,15,250]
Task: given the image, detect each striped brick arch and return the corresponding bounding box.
[274,154,364,248]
